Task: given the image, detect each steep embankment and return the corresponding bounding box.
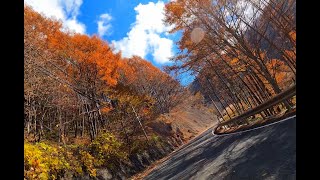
[147,94,218,146]
[129,94,218,180]
[76,94,218,180]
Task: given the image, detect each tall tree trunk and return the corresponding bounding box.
[131,106,149,143]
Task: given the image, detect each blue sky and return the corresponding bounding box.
[79,0,158,42]
[25,0,194,85]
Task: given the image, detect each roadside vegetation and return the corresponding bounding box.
[25,6,187,179]
[24,0,296,179]
[164,0,296,123]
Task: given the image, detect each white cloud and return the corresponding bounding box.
[25,0,86,34]
[64,18,86,34]
[112,1,174,64]
[97,13,113,37]
[148,34,173,64]
[64,0,82,17]
[114,27,149,59]
[134,2,170,34]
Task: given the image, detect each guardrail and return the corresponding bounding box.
[216,85,296,128]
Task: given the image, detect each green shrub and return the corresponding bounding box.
[24,132,127,179]
[79,150,96,177]
[90,132,128,166]
[151,134,160,142]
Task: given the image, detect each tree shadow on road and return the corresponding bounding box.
[221,120,296,180]
[144,119,296,180]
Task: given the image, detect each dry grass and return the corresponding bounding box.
[130,95,218,179]
[72,136,91,145]
[152,96,217,142]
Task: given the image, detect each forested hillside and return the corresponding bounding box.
[24,0,296,178]
[164,0,296,121]
[24,6,215,179]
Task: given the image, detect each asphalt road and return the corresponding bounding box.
[144,117,296,180]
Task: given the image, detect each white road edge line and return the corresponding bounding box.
[212,115,296,137]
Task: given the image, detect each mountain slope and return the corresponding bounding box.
[147,92,218,146]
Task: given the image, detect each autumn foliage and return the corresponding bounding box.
[164,0,296,120]
[24,5,184,179]
[24,0,296,177]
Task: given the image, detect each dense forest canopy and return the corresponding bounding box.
[24,5,184,143]
[164,0,296,119]
[25,5,187,178]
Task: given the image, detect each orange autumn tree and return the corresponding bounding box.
[48,33,123,140]
[25,5,184,144]
[164,0,296,120]
[103,56,184,151]
[118,56,184,114]
[25,5,69,141]
[24,5,194,178]
[48,33,121,88]
[266,59,293,89]
[25,5,123,141]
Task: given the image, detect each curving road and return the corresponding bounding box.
[144,117,296,180]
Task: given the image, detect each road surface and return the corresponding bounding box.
[144,117,296,180]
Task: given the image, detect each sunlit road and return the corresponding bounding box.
[144,117,296,180]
